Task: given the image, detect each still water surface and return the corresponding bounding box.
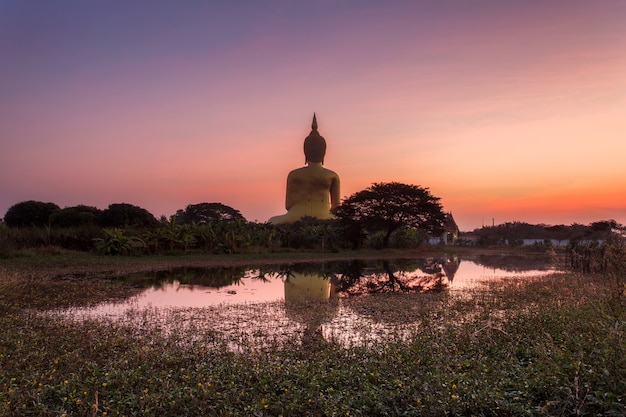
[78,255,562,315]
[53,255,565,348]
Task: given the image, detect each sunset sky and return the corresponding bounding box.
[1,0,625,231]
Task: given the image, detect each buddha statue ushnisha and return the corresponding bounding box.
[268,114,340,225]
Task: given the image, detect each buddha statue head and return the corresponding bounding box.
[303,113,326,164]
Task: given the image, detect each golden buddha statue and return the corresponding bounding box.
[269,114,340,224]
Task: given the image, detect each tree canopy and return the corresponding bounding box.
[99,203,158,228]
[334,182,445,248]
[3,200,60,227]
[50,205,102,227]
[174,202,245,225]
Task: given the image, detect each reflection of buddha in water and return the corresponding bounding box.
[284,271,339,345]
[269,114,340,224]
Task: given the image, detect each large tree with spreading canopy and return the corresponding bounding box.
[334,182,446,248]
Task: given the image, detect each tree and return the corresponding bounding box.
[3,200,60,227]
[99,203,158,228]
[334,182,445,248]
[590,220,618,236]
[174,202,245,225]
[50,205,102,227]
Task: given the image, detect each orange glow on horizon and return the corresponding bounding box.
[1,1,625,231]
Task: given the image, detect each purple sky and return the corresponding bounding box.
[2,0,625,230]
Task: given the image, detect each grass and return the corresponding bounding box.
[0,249,624,416]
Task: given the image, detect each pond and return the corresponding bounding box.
[55,254,565,349]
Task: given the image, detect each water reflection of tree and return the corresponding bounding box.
[139,266,252,289]
[470,254,554,272]
[119,256,462,296]
[335,259,449,296]
[256,258,456,296]
[340,260,451,326]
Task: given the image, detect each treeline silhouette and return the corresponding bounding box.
[1,200,622,256]
[467,220,620,246]
[1,184,446,255]
[0,200,349,255]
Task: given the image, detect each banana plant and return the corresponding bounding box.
[93,228,145,255]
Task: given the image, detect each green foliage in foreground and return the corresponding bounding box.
[1,267,624,417]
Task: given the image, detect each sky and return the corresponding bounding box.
[1,0,625,231]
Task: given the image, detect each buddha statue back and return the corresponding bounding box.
[268,114,340,225]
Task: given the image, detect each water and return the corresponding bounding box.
[54,254,564,348]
